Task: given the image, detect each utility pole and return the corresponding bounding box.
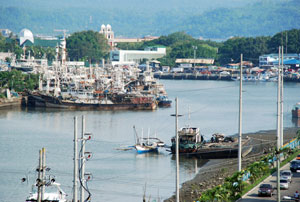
[286,32,288,54]
[238,54,243,172]
[41,148,46,201]
[74,116,78,202]
[170,98,182,202]
[280,46,284,147]
[80,115,86,202]
[37,149,42,202]
[175,98,179,202]
[276,46,281,202]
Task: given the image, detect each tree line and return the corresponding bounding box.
[117,29,300,66]
[1,29,300,66]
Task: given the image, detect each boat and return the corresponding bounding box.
[25,148,68,202]
[135,140,158,154]
[156,95,172,107]
[171,127,252,159]
[292,103,300,118]
[25,182,67,202]
[133,126,164,153]
[171,127,204,153]
[27,90,157,110]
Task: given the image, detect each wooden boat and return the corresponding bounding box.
[292,103,300,118]
[135,140,158,154]
[133,126,164,154]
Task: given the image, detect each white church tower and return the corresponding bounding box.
[99,24,115,48]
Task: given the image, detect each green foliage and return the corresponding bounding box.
[117,32,219,66]
[198,146,300,202]
[66,30,109,63]
[0,70,39,92]
[218,36,271,65]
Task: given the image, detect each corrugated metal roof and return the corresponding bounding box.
[175,58,214,64]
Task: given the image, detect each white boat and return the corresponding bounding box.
[25,182,67,202]
[133,126,163,154]
[135,140,158,154]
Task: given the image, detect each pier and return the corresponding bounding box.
[154,72,300,82]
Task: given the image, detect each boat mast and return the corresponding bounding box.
[238,54,243,172]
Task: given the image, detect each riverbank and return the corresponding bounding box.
[0,97,22,109]
[164,127,300,202]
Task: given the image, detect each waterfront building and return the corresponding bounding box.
[259,53,300,68]
[110,46,166,66]
[175,58,215,66]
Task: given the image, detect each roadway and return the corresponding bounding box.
[238,161,300,202]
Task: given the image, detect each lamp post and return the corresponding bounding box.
[192,46,197,68]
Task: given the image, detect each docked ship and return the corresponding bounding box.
[171,127,252,159]
[24,35,170,111]
[27,90,157,110]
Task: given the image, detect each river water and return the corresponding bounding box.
[0,80,299,202]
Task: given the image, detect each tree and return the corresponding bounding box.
[66,30,110,63]
[218,36,270,65]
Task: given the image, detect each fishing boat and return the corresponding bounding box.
[292,103,300,118]
[156,95,172,107]
[171,127,204,153]
[25,182,67,202]
[171,128,252,159]
[133,126,164,154]
[135,140,158,154]
[27,90,157,110]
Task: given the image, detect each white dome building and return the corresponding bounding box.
[19,28,34,46]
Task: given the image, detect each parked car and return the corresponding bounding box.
[280,179,289,190]
[290,160,300,172]
[258,184,274,197]
[280,170,292,182]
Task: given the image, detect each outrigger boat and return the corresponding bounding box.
[133,126,164,154]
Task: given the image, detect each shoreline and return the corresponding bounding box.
[164,127,300,202]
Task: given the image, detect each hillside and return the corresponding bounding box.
[0,0,299,39]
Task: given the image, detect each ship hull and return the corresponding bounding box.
[27,92,156,110]
[171,138,252,159]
